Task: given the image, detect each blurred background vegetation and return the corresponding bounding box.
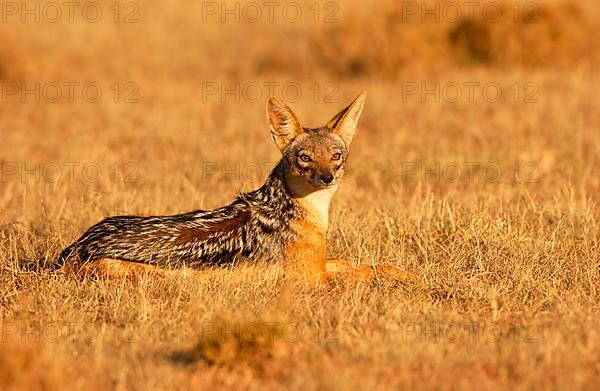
[1,0,598,83]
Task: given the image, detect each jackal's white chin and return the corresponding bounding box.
[307,179,337,188]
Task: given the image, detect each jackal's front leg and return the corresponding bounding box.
[325,258,419,283]
[285,221,419,284]
[284,222,329,284]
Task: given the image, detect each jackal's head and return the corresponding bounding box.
[267,92,366,190]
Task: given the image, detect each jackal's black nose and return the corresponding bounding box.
[320,172,334,184]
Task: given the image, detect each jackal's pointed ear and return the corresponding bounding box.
[266,97,303,151]
[327,91,367,147]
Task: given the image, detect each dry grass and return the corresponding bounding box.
[1,0,599,389]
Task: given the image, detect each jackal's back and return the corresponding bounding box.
[58,164,302,268]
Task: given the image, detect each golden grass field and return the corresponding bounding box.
[1,0,599,389]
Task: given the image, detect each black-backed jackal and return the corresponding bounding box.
[57,92,417,284]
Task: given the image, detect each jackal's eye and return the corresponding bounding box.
[332,153,341,161]
[299,155,311,163]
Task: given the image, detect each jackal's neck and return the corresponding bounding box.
[245,161,337,231]
[243,162,297,216]
[289,182,337,230]
[280,163,338,231]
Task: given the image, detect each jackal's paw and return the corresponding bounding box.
[324,258,353,273]
[371,264,420,283]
